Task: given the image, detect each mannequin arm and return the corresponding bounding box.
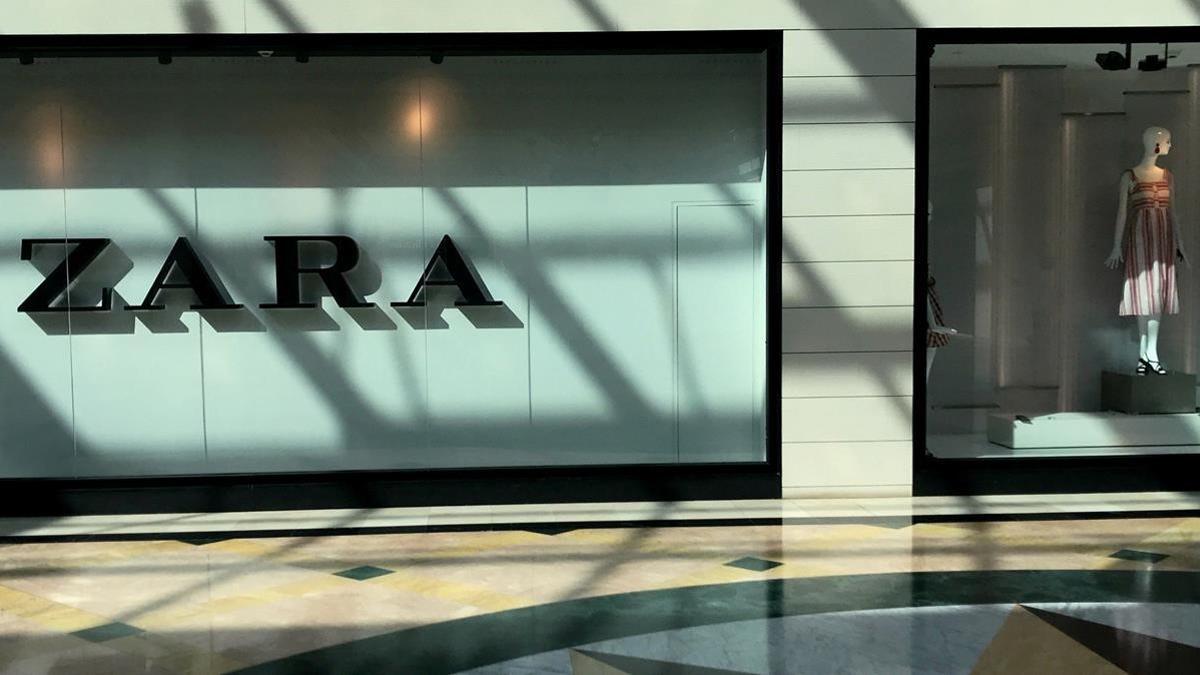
[1169,170,1189,266]
[1105,173,1131,269]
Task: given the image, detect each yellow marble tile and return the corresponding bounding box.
[371,570,531,612]
[970,606,1124,675]
[0,584,110,632]
[201,539,275,558]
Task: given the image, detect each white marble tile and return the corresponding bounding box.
[468,605,1016,675]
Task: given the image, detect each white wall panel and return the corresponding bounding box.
[3,0,245,33]
[783,169,915,217]
[784,77,915,124]
[782,397,912,442]
[782,261,913,307]
[783,30,915,77]
[65,189,207,476]
[17,1,1200,35]
[783,123,914,170]
[782,307,912,353]
[0,192,74,478]
[240,1,1200,33]
[783,216,914,262]
[783,352,912,398]
[782,441,912,488]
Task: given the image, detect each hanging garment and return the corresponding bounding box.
[927,276,951,348]
[1119,169,1179,316]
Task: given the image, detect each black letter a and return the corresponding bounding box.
[393,235,501,308]
[126,237,242,310]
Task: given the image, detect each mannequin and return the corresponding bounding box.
[1105,126,1188,374]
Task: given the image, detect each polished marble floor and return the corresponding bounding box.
[0,512,1198,673]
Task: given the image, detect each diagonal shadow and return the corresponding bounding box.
[572,0,620,31]
[428,187,660,420]
[712,183,915,423]
[139,188,400,448]
[789,0,922,135]
[181,0,219,32]
[257,0,310,33]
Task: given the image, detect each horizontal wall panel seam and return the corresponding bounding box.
[782,165,912,170]
[784,213,916,218]
[781,304,914,309]
[777,391,907,396]
[781,350,911,355]
[782,259,916,264]
[782,440,912,445]
[781,74,917,80]
[780,212,915,217]
[783,121,916,126]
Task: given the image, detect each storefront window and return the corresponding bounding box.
[0,46,770,477]
[926,39,1200,460]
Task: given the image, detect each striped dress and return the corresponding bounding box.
[1119,169,1179,316]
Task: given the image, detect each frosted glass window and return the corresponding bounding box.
[0,51,768,477]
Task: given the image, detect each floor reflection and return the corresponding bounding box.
[0,515,1196,673]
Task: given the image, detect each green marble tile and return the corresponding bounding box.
[333,565,394,581]
[724,557,783,572]
[1109,549,1169,564]
[71,622,143,643]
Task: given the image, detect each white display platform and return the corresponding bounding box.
[986,411,1200,449]
[927,433,1200,459]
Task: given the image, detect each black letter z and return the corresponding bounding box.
[18,238,113,313]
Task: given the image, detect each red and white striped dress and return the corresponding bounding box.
[1119,169,1179,316]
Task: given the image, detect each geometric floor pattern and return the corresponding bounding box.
[0,515,1197,673]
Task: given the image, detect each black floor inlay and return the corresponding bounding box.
[72,622,143,643]
[334,565,395,581]
[1023,604,1200,674]
[177,536,230,546]
[524,525,577,536]
[1109,549,1169,564]
[724,556,783,572]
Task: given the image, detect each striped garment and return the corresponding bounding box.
[1119,169,1179,317]
[927,276,951,348]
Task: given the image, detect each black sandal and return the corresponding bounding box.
[1137,359,1150,375]
[1148,360,1168,375]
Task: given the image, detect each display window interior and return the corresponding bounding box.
[926,40,1200,459]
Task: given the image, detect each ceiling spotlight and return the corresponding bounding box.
[17,53,33,65]
[158,53,172,65]
[430,52,444,65]
[1096,43,1131,70]
[1139,42,1170,71]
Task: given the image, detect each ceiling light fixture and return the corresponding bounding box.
[1095,43,1132,70]
[1138,42,1170,71]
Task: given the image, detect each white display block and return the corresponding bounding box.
[987,412,1200,449]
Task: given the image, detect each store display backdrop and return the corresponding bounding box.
[0,50,769,478]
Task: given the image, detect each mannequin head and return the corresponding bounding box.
[1143,126,1172,158]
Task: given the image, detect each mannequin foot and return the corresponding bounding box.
[1148,360,1168,375]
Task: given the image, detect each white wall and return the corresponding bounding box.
[9,0,1200,497]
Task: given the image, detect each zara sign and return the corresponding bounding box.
[17,234,501,315]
